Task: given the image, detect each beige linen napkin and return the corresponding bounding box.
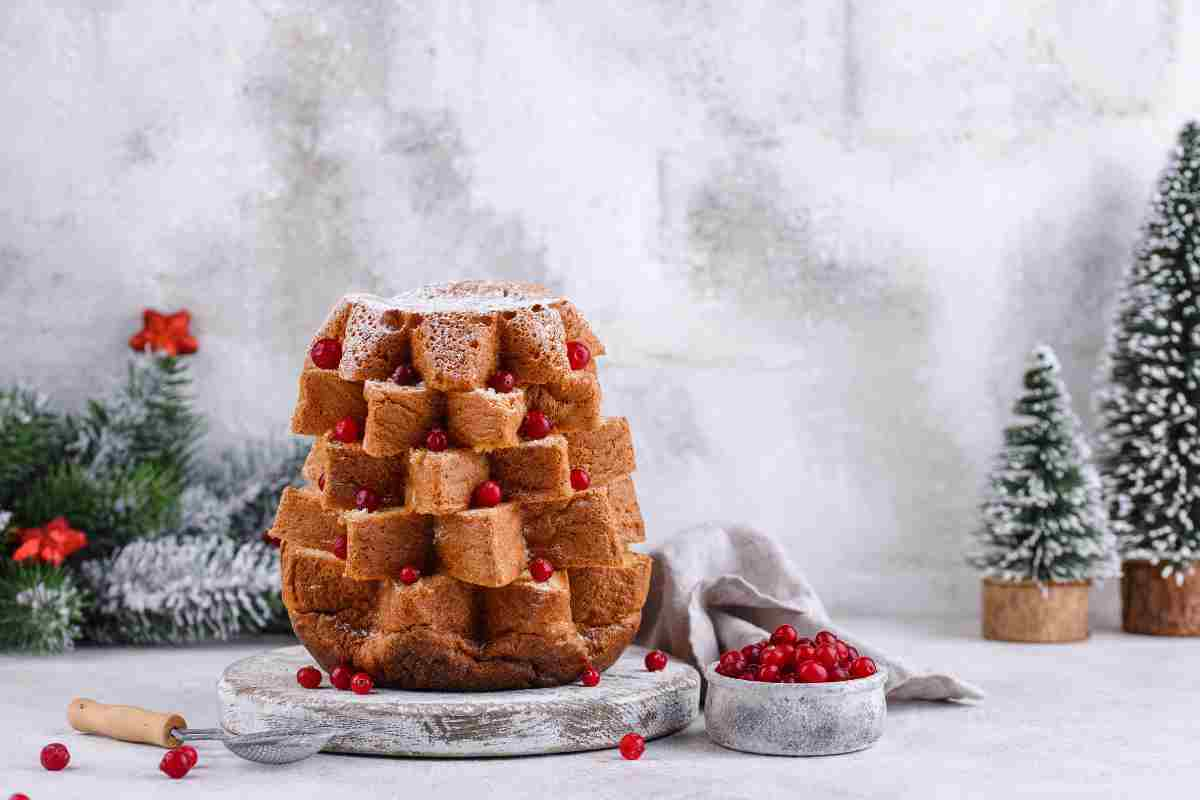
[636,523,984,701]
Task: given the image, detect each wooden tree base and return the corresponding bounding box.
[981,578,1090,643]
[1122,560,1200,636]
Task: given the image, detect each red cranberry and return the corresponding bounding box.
[488,371,516,393]
[644,650,668,672]
[849,657,878,679]
[815,644,839,669]
[529,557,554,583]
[570,467,591,491]
[391,363,419,385]
[399,565,421,585]
[354,487,379,512]
[332,535,348,560]
[425,428,448,452]
[11,794,31,800]
[40,743,70,771]
[159,748,190,779]
[814,630,837,647]
[829,666,851,682]
[330,666,353,690]
[756,664,782,683]
[835,641,849,663]
[566,341,591,370]
[297,665,322,689]
[177,745,199,770]
[797,661,828,683]
[318,473,326,491]
[471,480,502,508]
[795,636,813,648]
[844,646,860,664]
[740,643,763,665]
[581,666,601,687]
[775,643,796,667]
[759,646,787,669]
[781,674,798,683]
[737,670,757,681]
[520,410,553,440]
[771,624,799,646]
[793,644,816,668]
[618,733,645,760]
[332,416,361,443]
[310,338,342,370]
[351,672,374,695]
[719,650,745,673]
[261,530,281,548]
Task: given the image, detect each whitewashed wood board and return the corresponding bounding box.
[217,645,701,758]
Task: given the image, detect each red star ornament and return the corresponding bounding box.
[12,517,88,566]
[129,309,198,356]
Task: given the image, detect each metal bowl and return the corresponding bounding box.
[703,663,888,756]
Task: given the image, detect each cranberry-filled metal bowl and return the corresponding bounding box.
[703,662,888,756]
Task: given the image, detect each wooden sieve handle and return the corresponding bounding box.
[67,697,187,748]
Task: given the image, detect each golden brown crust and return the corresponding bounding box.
[362,381,445,457]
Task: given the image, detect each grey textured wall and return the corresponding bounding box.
[2,1,1193,619]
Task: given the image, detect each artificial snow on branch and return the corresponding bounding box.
[81,535,283,645]
[969,346,1118,584]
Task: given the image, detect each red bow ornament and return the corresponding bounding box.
[12,517,89,566]
[129,309,198,356]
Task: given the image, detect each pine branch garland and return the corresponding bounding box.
[1098,121,1200,579]
[0,561,88,654]
[0,386,71,510]
[969,346,1118,583]
[80,535,283,645]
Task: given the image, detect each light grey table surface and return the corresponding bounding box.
[2,616,1196,799]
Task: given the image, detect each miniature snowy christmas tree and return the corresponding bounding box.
[969,346,1116,642]
[1098,121,1200,634]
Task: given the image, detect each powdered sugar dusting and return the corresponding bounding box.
[390,281,562,313]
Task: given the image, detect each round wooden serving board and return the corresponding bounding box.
[217,645,701,758]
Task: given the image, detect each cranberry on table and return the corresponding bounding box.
[425,428,448,452]
[618,733,645,761]
[471,480,503,508]
[850,656,878,679]
[797,661,828,683]
[330,665,353,691]
[351,672,374,695]
[310,338,342,370]
[391,363,420,385]
[354,487,380,512]
[771,624,799,646]
[177,745,199,770]
[160,748,190,779]
[529,557,554,583]
[756,664,782,683]
[399,565,421,585]
[644,650,668,672]
[10,793,31,800]
[332,416,361,443]
[815,644,839,669]
[566,341,591,371]
[40,742,70,771]
[331,535,348,560]
[520,410,552,440]
[580,666,601,687]
[570,467,591,491]
[814,630,837,647]
[488,370,516,393]
[297,665,322,689]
